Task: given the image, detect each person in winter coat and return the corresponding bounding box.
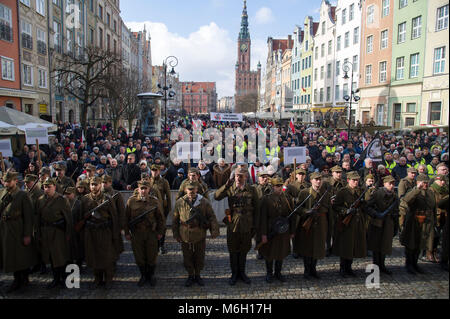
[198,160,215,189]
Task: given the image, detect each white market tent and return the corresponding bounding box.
[255,111,296,120]
[0,106,57,135]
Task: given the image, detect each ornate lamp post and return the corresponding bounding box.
[157,56,178,138]
[342,61,360,141]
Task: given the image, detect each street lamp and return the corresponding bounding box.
[157,55,178,138]
[342,61,360,141]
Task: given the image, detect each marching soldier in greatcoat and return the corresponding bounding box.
[24,174,43,208]
[438,194,449,271]
[172,181,219,287]
[63,187,83,268]
[252,170,272,260]
[54,163,75,194]
[400,174,436,275]
[125,180,165,287]
[177,168,209,200]
[285,168,311,200]
[150,164,172,255]
[294,172,331,279]
[366,175,399,275]
[332,171,368,277]
[398,167,418,231]
[80,176,120,289]
[0,171,37,293]
[35,178,72,289]
[215,167,259,285]
[429,175,448,264]
[258,177,295,283]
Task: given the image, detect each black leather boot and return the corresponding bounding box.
[413,251,425,274]
[238,253,251,284]
[265,260,274,283]
[147,265,156,286]
[228,253,239,286]
[379,254,392,275]
[137,265,146,287]
[185,275,195,287]
[310,259,320,279]
[303,257,311,279]
[6,272,21,294]
[194,273,204,286]
[345,259,356,277]
[339,258,347,278]
[405,250,416,275]
[46,267,61,289]
[372,251,379,267]
[274,260,285,282]
[89,270,103,290]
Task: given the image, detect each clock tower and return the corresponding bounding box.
[235,0,261,112]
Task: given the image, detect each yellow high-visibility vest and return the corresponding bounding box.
[326,146,336,154]
[385,160,397,173]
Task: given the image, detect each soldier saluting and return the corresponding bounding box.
[332,171,368,277]
[125,179,165,287]
[80,176,120,289]
[172,181,219,287]
[366,175,399,275]
[400,174,436,275]
[294,172,331,279]
[258,177,295,283]
[0,171,37,294]
[36,178,73,289]
[215,167,259,285]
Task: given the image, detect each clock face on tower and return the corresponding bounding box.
[240,43,248,52]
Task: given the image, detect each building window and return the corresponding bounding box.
[21,20,33,50]
[37,28,46,55]
[314,68,317,81]
[396,57,405,80]
[349,4,354,21]
[0,4,13,42]
[377,104,384,125]
[326,87,331,101]
[429,102,441,123]
[89,28,94,45]
[315,46,318,59]
[379,61,387,83]
[367,35,373,53]
[382,0,390,17]
[399,0,408,9]
[314,89,317,102]
[67,29,73,52]
[410,53,419,78]
[107,13,111,27]
[327,63,331,78]
[319,88,324,102]
[412,16,421,39]
[398,22,406,43]
[381,29,388,49]
[1,57,14,81]
[90,0,94,12]
[365,65,372,84]
[38,68,47,88]
[53,21,61,53]
[320,66,324,80]
[353,27,359,44]
[344,31,350,48]
[352,55,358,72]
[23,63,33,86]
[20,0,30,6]
[36,0,45,16]
[98,27,103,48]
[322,22,326,35]
[342,8,347,25]
[434,47,446,74]
[343,83,349,97]
[405,117,415,127]
[308,75,311,87]
[367,5,375,24]
[321,43,325,57]
[336,61,340,76]
[98,5,103,20]
[335,85,340,100]
[305,40,308,51]
[328,40,332,55]
[337,36,341,51]
[436,5,449,31]
[406,102,416,113]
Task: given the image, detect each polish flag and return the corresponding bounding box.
[289,118,295,134]
[302,87,306,93]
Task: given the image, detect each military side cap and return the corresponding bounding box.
[365,173,374,181]
[407,167,418,173]
[89,176,102,184]
[271,177,284,186]
[235,167,248,175]
[150,164,160,171]
[331,165,343,173]
[257,170,269,177]
[347,171,360,180]
[188,167,199,174]
[102,175,112,183]
[382,175,396,184]
[310,172,322,180]
[186,181,200,189]
[24,174,38,183]
[85,164,96,171]
[2,171,18,182]
[55,163,66,171]
[296,168,307,175]
[137,180,152,188]
[39,167,51,175]
[416,174,430,182]
[42,178,56,186]
[64,187,76,194]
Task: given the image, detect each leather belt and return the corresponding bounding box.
[86,220,112,229]
[181,221,199,229]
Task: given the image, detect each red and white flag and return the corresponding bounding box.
[289,118,295,134]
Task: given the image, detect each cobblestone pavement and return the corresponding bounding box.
[0,228,448,299]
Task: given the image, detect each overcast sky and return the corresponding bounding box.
[122,0,328,98]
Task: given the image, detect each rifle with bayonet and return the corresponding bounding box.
[74,192,119,232]
[341,187,369,226]
[255,193,312,250]
[128,206,157,234]
[302,189,329,231]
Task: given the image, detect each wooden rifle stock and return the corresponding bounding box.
[74,193,118,232]
[341,188,369,226]
[0,152,5,175]
[302,190,329,232]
